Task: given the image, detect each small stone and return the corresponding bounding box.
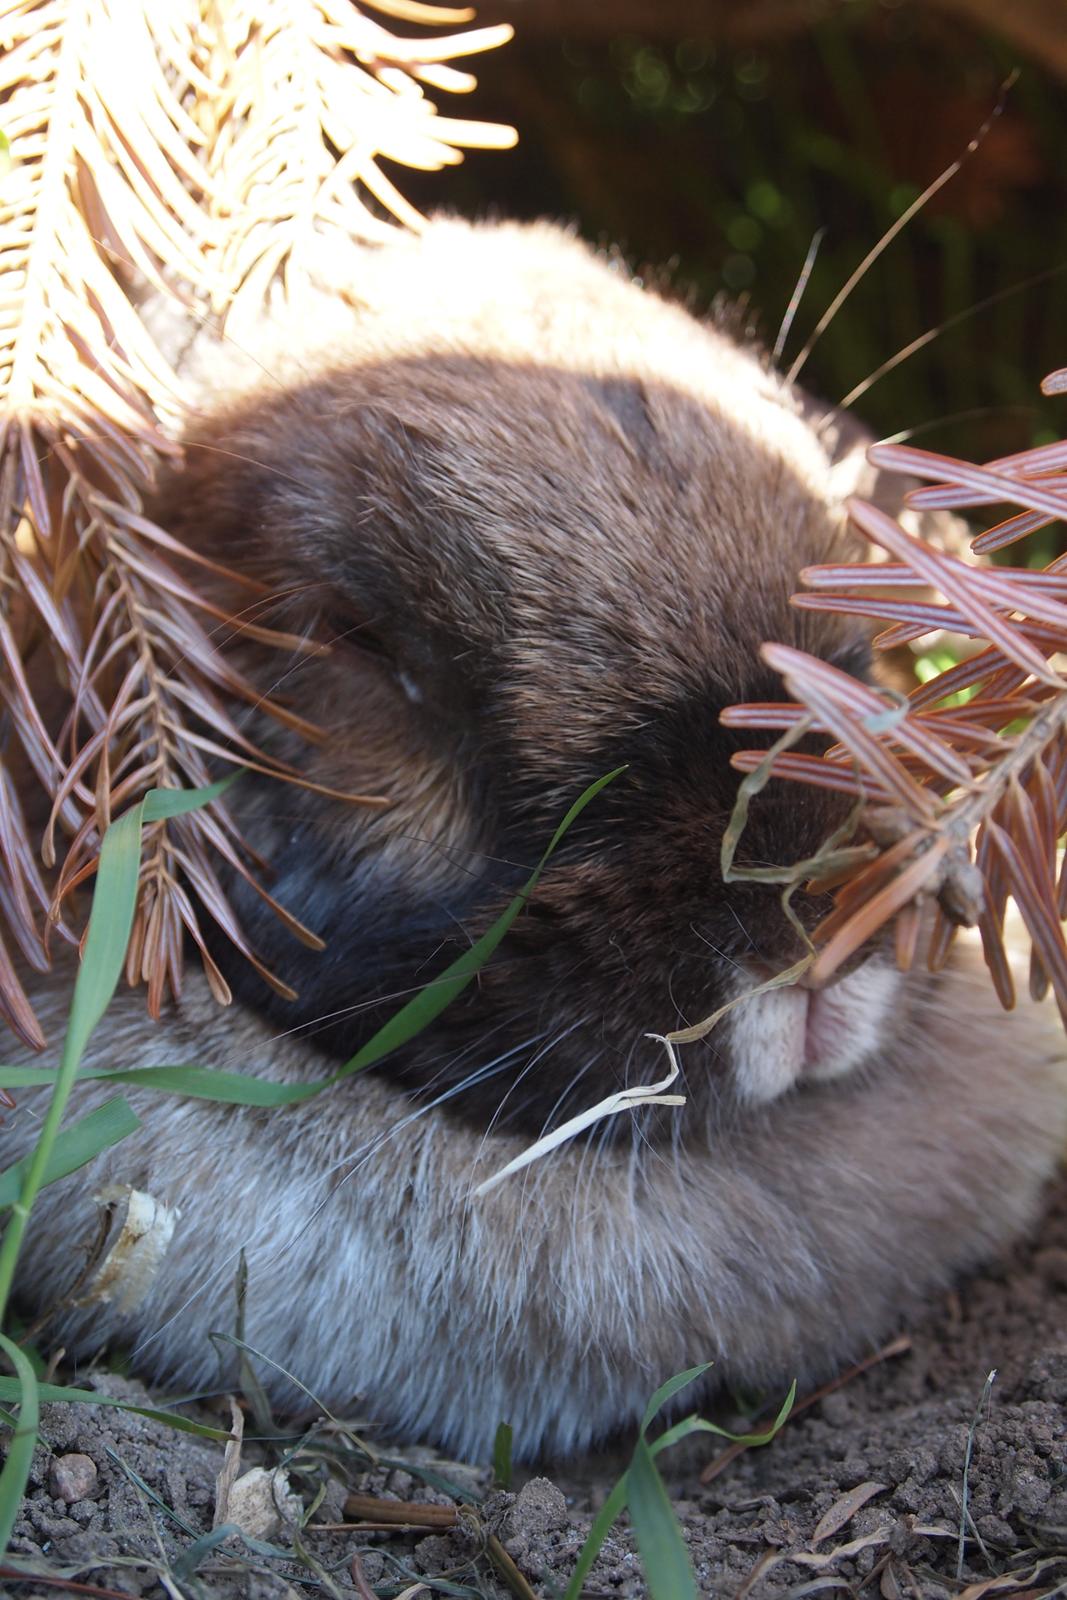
[976,1512,1017,1547]
[819,1392,853,1426]
[226,1466,302,1540]
[49,1453,98,1503]
[413,1533,455,1571]
[355,1550,384,1584]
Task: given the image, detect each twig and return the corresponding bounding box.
[211,1397,244,1529]
[339,1494,538,1599]
[349,1550,377,1600]
[342,1492,459,1528]
[316,1520,458,1532]
[938,693,1067,847]
[957,1369,997,1580]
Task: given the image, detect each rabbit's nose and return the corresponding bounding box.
[724,954,902,1105]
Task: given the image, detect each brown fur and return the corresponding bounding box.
[11,219,1066,1458]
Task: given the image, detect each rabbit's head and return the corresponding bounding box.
[159,220,904,1131]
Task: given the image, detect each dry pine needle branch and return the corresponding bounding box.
[0,0,515,1047]
[724,390,1067,1028]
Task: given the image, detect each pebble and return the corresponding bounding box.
[225,1466,302,1540]
[49,1453,98,1503]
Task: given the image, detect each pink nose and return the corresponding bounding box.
[726,956,901,1103]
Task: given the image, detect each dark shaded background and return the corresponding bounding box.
[400,0,1066,556]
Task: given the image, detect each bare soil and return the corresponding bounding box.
[6,1178,1067,1599]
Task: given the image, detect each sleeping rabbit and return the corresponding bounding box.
[13,219,1067,1459]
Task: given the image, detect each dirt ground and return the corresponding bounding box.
[5,1176,1067,1599]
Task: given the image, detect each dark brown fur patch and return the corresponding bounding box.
[154,340,867,1132]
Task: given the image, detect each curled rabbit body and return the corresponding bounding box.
[15,221,1067,1459]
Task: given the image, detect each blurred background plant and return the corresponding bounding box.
[426,0,1067,486]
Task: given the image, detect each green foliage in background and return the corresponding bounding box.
[434,4,1067,477]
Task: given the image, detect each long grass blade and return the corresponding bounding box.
[641,1364,713,1434]
[627,1438,697,1600]
[0,773,624,1110]
[0,1334,38,1555]
[0,1376,232,1440]
[562,1473,629,1600]
[0,1095,139,1206]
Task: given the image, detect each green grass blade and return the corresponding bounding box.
[563,1472,629,1600]
[0,1377,233,1440]
[0,1335,39,1553]
[492,1420,513,1489]
[640,1362,713,1435]
[563,1373,795,1600]
[170,1522,292,1577]
[99,1066,314,1103]
[0,770,624,1108]
[0,1097,140,1207]
[0,771,621,1561]
[0,779,236,1561]
[171,1523,251,1579]
[0,1063,319,1103]
[209,1332,374,1460]
[0,779,237,1332]
[650,1381,797,1458]
[377,1456,483,1504]
[330,766,626,1081]
[627,1437,697,1600]
[0,782,234,1309]
[63,779,235,1066]
[105,1443,200,1535]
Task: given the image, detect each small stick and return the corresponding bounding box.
[341,1492,459,1528]
[316,1521,457,1533]
[338,1496,538,1600]
[700,1334,912,1484]
[957,1369,997,1580]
